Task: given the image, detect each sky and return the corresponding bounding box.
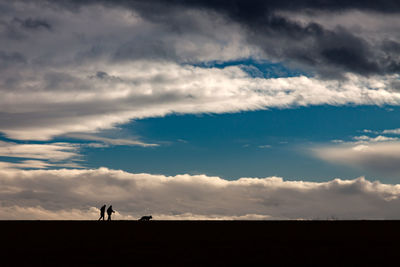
[1,0,400,220]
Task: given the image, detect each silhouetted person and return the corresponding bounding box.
[107,205,115,221]
[98,204,106,221]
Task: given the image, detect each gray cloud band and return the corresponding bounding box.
[30,0,400,78]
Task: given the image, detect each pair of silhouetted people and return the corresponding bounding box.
[98,204,115,221]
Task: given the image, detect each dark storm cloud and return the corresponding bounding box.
[383,40,400,54]
[47,0,400,13]
[0,51,26,64]
[41,0,400,78]
[0,51,26,70]
[0,17,51,43]
[239,16,386,78]
[12,17,52,30]
[147,0,400,78]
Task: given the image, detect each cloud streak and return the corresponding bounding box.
[0,141,80,161]
[0,141,84,169]
[66,133,158,147]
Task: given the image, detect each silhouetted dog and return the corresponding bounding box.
[139,215,152,221]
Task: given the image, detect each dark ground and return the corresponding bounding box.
[1,220,400,266]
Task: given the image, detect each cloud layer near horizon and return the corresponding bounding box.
[1,167,400,220]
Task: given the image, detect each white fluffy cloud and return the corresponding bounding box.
[2,61,400,140]
[1,167,400,220]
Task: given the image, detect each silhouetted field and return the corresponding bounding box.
[1,220,400,266]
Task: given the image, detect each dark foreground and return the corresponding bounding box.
[2,220,400,266]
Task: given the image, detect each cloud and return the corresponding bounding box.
[353,135,399,143]
[0,141,80,161]
[0,1,400,141]
[361,128,400,136]
[314,140,400,175]
[12,17,52,31]
[38,0,400,78]
[1,1,255,64]
[2,60,400,140]
[382,128,400,135]
[0,51,26,67]
[66,133,158,147]
[0,160,52,169]
[2,0,400,76]
[0,160,83,170]
[1,167,400,220]
[0,141,84,169]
